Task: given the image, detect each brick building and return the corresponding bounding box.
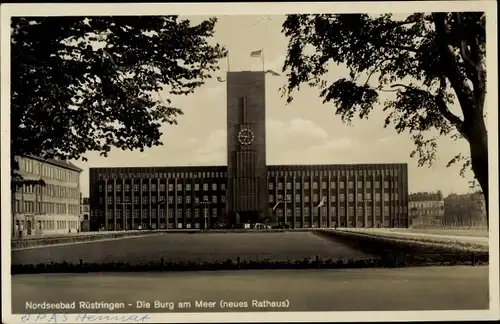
[408,191,445,227]
[89,71,409,231]
[12,155,82,237]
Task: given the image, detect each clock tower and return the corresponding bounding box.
[226,71,268,225]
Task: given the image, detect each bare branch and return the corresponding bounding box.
[435,76,464,129]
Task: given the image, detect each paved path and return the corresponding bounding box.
[342,228,489,247]
[11,266,489,313]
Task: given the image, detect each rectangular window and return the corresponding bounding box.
[286,182,292,190]
[177,196,182,204]
[116,184,122,192]
[107,184,112,192]
[365,192,372,200]
[384,193,390,201]
[340,194,345,202]
[151,184,157,192]
[366,181,371,189]
[142,184,148,191]
[212,196,217,204]
[304,195,309,203]
[212,183,217,191]
[151,196,157,204]
[168,184,174,191]
[134,196,139,204]
[195,183,200,191]
[142,197,148,204]
[177,184,182,191]
[203,183,209,191]
[384,181,389,189]
[134,184,139,192]
[357,181,363,188]
[340,182,345,189]
[348,194,354,202]
[295,183,301,189]
[160,184,166,191]
[107,197,112,204]
[304,182,310,190]
[376,193,381,201]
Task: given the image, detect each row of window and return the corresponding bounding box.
[14,200,79,215]
[94,208,218,219]
[14,220,79,231]
[270,206,407,217]
[21,184,79,199]
[97,168,403,181]
[99,182,227,193]
[268,169,401,177]
[19,158,78,183]
[268,180,397,190]
[98,171,228,181]
[269,193,400,204]
[100,195,226,205]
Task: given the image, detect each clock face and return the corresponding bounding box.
[238,128,254,145]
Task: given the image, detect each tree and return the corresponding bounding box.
[11,16,227,187]
[281,13,488,227]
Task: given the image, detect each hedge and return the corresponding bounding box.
[315,230,488,266]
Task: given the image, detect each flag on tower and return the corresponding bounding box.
[216,76,226,82]
[317,197,326,208]
[273,200,283,211]
[250,49,262,57]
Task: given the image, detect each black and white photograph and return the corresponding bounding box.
[1,1,498,323]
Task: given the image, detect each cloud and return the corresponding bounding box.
[267,118,328,147]
[196,129,227,164]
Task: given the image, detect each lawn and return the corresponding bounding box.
[11,232,371,265]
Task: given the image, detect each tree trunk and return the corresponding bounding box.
[466,117,489,229]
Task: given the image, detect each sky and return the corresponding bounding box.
[73,14,476,197]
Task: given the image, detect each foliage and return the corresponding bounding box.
[281,13,487,190]
[11,16,226,186]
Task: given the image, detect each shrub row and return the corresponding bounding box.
[11,251,487,275]
[315,230,489,266]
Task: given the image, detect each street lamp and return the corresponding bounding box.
[118,202,132,231]
[195,200,211,229]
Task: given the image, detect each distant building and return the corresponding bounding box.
[444,192,487,227]
[88,71,410,231]
[409,191,445,227]
[12,155,82,237]
[80,196,90,232]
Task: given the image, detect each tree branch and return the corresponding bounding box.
[435,76,464,129]
[432,13,476,120]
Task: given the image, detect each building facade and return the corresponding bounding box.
[408,191,445,227]
[89,71,409,231]
[444,192,487,227]
[13,156,82,237]
[80,196,90,232]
